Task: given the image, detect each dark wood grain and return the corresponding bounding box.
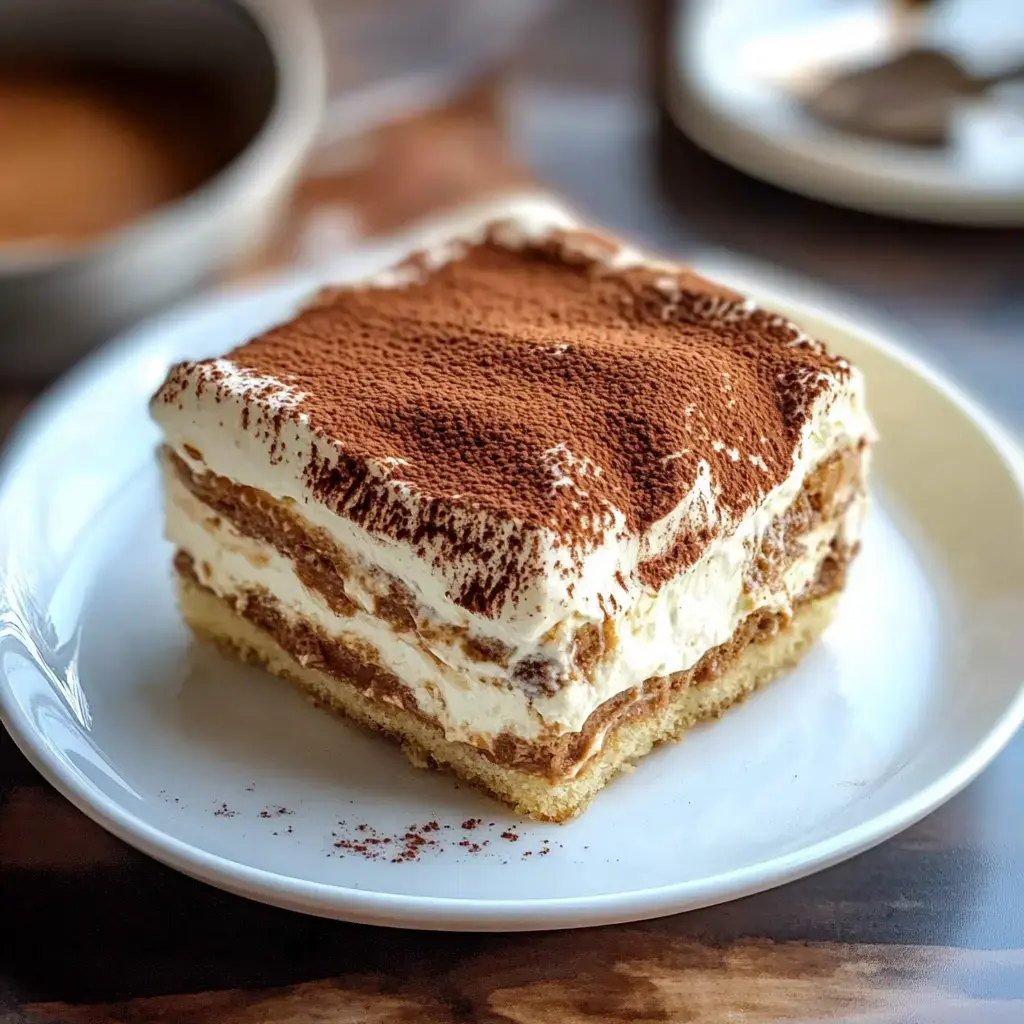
[20,943,1024,1023]
[3,1,1024,1021]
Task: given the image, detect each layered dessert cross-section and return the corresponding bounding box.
[151,214,874,822]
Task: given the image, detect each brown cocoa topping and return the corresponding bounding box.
[156,225,855,615]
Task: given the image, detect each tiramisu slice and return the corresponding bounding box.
[152,216,874,822]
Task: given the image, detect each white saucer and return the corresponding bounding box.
[2,238,1023,931]
[668,0,1024,225]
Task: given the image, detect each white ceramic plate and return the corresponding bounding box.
[2,239,1024,932]
[669,0,1024,225]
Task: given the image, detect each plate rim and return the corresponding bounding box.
[2,266,1024,931]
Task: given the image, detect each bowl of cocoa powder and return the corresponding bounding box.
[0,0,324,381]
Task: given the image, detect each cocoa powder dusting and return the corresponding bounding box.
[327,818,551,862]
[157,225,852,610]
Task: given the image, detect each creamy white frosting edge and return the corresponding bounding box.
[152,365,872,652]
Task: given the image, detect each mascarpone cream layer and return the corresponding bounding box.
[165,465,865,744]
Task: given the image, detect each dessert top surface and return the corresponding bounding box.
[157,223,850,550]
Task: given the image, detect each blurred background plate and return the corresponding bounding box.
[668,0,1024,225]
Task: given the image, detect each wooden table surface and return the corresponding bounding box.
[3,3,1024,1021]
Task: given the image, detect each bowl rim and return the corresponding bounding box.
[0,0,326,276]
